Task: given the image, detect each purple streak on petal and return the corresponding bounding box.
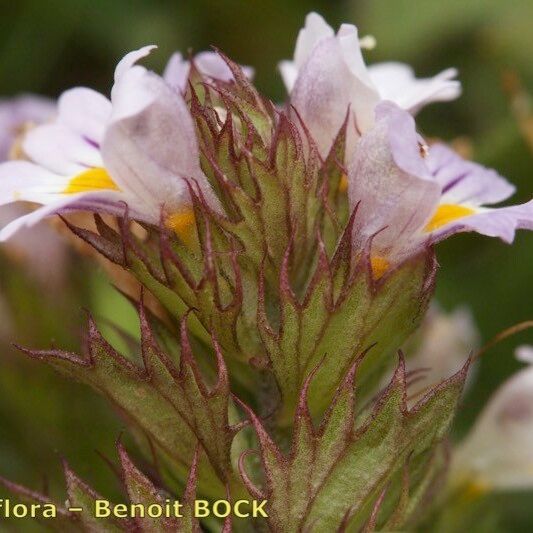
[441,171,469,194]
[427,143,516,206]
[82,135,100,149]
[57,88,111,146]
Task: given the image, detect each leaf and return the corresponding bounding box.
[16,302,247,500]
[64,462,130,532]
[237,354,469,531]
[0,443,216,532]
[118,441,198,532]
[0,474,76,532]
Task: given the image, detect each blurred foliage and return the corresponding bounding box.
[0,0,531,529]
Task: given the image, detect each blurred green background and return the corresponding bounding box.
[0,0,531,530]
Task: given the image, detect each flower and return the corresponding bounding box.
[348,102,533,274]
[280,12,460,157]
[406,305,478,387]
[0,95,70,286]
[0,46,215,241]
[163,50,254,92]
[0,95,55,160]
[450,362,533,491]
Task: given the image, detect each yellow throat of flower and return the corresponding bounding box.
[424,204,475,233]
[64,167,119,194]
[165,208,197,246]
[370,256,390,280]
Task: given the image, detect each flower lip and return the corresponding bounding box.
[423,204,476,232]
[63,168,120,194]
[347,102,533,261]
[0,45,215,240]
[280,12,462,159]
[451,363,533,491]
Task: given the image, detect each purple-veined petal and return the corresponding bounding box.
[368,62,461,113]
[57,87,111,146]
[431,200,533,244]
[348,102,441,255]
[23,123,102,174]
[428,143,516,205]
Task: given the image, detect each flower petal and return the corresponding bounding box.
[0,189,128,241]
[279,12,334,93]
[289,36,378,157]
[407,305,478,387]
[337,23,375,91]
[114,45,157,82]
[348,102,441,254]
[194,51,254,81]
[57,87,111,146]
[164,51,254,92]
[279,61,299,94]
[516,345,533,365]
[428,143,516,205]
[293,12,334,70]
[368,62,461,112]
[23,123,102,174]
[103,59,210,216]
[163,51,190,91]
[0,161,65,205]
[452,364,533,490]
[432,200,533,244]
[0,94,56,160]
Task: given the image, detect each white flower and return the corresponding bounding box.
[0,95,70,286]
[347,102,533,276]
[0,95,55,160]
[280,12,460,157]
[0,46,215,241]
[450,363,533,491]
[407,305,478,387]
